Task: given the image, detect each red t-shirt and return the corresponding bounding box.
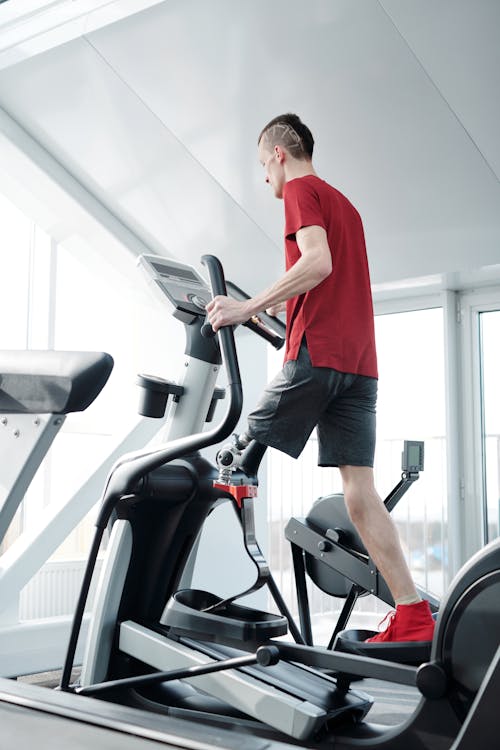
[283,175,378,379]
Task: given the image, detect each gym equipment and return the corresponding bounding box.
[0,348,293,750]
[0,349,114,548]
[60,254,499,748]
[285,440,440,664]
[60,254,373,741]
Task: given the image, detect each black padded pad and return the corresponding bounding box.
[0,350,114,414]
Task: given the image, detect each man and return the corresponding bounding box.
[206,113,434,642]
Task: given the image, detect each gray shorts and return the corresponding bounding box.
[247,343,377,467]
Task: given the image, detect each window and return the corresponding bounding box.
[375,308,447,598]
[0,195,53,554]
[266,305,447,640]
[0,191,185,618]
[46,241,185,564]
[0,192,33,348]
[460,289,500,557]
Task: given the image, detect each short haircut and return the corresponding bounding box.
[258,113,314,161]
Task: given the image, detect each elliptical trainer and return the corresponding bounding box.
[60,253,500,749]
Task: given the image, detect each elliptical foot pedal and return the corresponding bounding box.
[333,628,432,666]
[163,589,288,645]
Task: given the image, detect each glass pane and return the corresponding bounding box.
[0,192,32,348]
[266,307,447,641]
[480,310,500,541]
[45,241,185,554]
[375,309,447,599]
[1,235,185,619]
[0,195,52,555]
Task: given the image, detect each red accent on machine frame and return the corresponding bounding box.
[213,481,258,508]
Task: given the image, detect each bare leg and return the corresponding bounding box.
[339,465,418,604]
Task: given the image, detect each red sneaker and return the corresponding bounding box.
[365,600,435,643]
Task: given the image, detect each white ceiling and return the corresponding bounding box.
[0,0,498,295]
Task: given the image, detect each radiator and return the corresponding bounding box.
[19,559,103,620]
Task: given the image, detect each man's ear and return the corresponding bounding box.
[275,145,285,163]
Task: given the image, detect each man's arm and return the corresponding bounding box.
[206,225,332,331]
[266,301,287,317]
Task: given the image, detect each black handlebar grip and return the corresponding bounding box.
[201,254,228,298]
[201,255,227,339]
[201,255,242,393]
[201,255,226,339]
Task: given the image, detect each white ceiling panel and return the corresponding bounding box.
[0,1,166,71]
[80,0,500,283]
[0,0,498,290]
[0,33,282,290]
[380,0,500,178]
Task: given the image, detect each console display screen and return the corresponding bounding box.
[151,261,200,284]
[140,255,210,318]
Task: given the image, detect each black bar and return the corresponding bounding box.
[59,525,106,691]
[226,280,286,338]
[77,651,265,697]
[384,473,419,513]
[328,585,360,649]
[274,641,418,686]
[242,316,285,350]
[290,542,313,645]
[202,255,242,391]
[266,574,305,645]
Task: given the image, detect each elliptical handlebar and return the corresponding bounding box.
[226,279,286,350]
[201,275,285,352]
[201,255,243,390]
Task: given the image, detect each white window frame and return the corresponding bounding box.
[374,283,500,572]
[459,286,500,557]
